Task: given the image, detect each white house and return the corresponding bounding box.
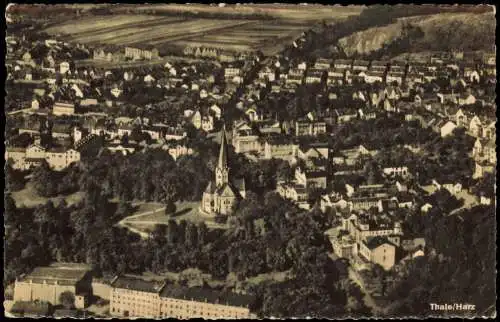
[60,62,70,74]
[440,121,457,138]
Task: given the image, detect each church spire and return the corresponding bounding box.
[215,124,229,187]
[217,124,228,169]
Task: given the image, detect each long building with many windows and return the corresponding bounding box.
[109,276,254,319]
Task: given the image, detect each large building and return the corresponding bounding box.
[13,263,92,309]
[201,127,246,216]
[109,276,254,319]
[5,143,81,171]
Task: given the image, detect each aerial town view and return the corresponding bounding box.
[3,3,497,319]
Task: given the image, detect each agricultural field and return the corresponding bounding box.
[43,5,364,56]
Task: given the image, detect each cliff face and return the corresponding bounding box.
[337,12,495,57]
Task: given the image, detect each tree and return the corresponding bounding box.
[165,200,177,216]
[59,291,75,309]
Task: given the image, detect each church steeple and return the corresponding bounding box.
[215,124,229,187]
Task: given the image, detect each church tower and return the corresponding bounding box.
[215,125,229,188]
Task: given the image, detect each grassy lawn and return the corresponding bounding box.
[125,201,227,229]
[11,183,84,208]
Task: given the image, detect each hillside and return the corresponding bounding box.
[337,12,495,58]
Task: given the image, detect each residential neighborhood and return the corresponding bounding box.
[4,4,496,320]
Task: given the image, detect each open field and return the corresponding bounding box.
[43,5,364,56]
[113,4,364,22]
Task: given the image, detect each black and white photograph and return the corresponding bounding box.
[3,3,497,319]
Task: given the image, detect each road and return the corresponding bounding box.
[348,267,384,315]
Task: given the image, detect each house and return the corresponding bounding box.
[420,203,433,214]
[359,237,397,271]
[440,121,457,138]
[165,144,194,161]
[60,61,70,74]
[294,118,327,137]
[386,71,404,85]
[453,108,468,127]
[263,135,296,160]
[286,74,303,85]
[52,101,75,116]
[469,116,483,137]
[258,67,275,82]
[482,121,495,139]
[232,121,261,154]
[458,93,476,106]
[328,213,402,270]
[352,60,370,72]
[224,67,241,78]
[276,182,310,209]
[473,161,495,179]
[327,68,345,85]
[314,58,332,70]
[364,70,385,83]
[383,166,410,179]
[13,263,92,309]
[370,60,389,73]
[334,59,352,70]
[305,69,324,84]
[295,166,327,189]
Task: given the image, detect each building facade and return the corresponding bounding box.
[109,276,254,319]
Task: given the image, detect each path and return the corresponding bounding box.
[116,205,165,239]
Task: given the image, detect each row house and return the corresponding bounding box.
[305,69,324,84]
[294,118,327,137]
[327,68,347,85]
[124,46,159,60]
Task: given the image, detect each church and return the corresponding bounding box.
[200,126,246,216]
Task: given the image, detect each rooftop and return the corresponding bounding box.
[19,263,91,283]
[160,285,254,308]
[111,275,166,293]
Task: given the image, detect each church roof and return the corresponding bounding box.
[204,181,216,194]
